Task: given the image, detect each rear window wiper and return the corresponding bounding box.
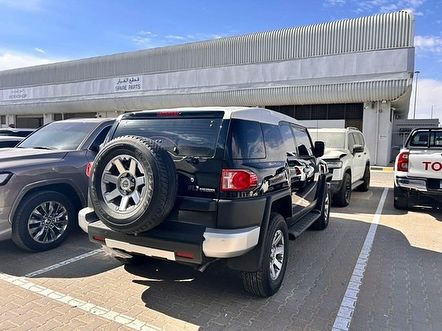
[32,146,55,150]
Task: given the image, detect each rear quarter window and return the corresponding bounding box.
[261,123,286,161]
[228,119,265,159]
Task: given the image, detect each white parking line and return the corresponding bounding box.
[0,272,160,330]
[332,188,389,331]
[25,248,103,278]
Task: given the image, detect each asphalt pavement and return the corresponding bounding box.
[0,171,440,330]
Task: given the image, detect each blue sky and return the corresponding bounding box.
[0,0,441,119]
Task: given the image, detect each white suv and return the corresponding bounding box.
[309,128,371,206]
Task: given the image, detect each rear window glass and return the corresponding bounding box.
[430,131,442,147]
[114,118,222,157]
[410,131,429,147]
[228,119,265,159]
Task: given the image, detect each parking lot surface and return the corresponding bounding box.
[0,171,440,330]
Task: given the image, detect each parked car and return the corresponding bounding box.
[0,136,24,148]
[79,107,331,297]
[394,128,442,210]
[0,118,114,251]
[309,127,370,206]
[0,128,35,137]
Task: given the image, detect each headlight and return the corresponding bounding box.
[0,172,12,185]
[325,160,343,169]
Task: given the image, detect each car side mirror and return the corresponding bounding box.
[352,144,364,154]
[313,141,325,158]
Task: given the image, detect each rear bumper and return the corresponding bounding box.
[79,207,260,263]
[395,176,442,195]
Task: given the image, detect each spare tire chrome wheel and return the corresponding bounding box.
[90,136,177,234]
[100,155,152,213]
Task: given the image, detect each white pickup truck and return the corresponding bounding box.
[394,128,442,210]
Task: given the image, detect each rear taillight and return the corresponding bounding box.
[396,151,409,172]
[86,162,93,177]
[221,169,258,192]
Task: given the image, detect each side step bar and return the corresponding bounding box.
[288,210,321,239]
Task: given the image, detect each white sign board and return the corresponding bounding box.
[113,76,143,93]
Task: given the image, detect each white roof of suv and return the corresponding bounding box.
[132,106,300,126]
[308,127,361,133]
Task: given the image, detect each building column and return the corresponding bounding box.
[43,113,54,125]
[6,115,16,127]
[362,101,393,166]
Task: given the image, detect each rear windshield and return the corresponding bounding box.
[114,118,223,157]
[409,130,442,148]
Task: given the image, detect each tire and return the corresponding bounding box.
[357,165,370,192]
[12,191,75,252]
[90,135,177,234]
[393,185,409,210]
[333,172,352,207]
[241,213,289,297]
[310,187,331,230]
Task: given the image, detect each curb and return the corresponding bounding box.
[370,166,394,172]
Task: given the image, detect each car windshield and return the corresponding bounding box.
[17,122,98,150]
[310,131,345,149]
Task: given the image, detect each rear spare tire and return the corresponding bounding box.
[90,135,177,234]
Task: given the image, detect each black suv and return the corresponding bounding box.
[79,107,331,297]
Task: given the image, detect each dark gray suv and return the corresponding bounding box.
[0,118,113,251]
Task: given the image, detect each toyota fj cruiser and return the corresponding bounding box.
[79,107,331,297]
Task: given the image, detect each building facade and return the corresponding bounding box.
[0,11,415,165]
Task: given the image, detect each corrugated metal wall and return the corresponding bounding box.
[0,11,414,89]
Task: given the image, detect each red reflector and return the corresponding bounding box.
[175,251,194,259]
[396,151,409,172]
[92,235,105,243]
[221,169,258,191]
[157,111,180,117]
[85,162,93,177]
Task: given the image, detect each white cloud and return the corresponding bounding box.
[34,47,45,54]
[409,78,442,120]
[0,50,64,71]
[325,0,425,15]
[415,35,442,53]
[130,31,228,49]
[324,0,346,6]
[0,0,44,11]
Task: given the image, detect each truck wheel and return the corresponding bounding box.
[12,191,75,252]
[90,136,177,234]
[241,213,288,297]
[310,187,330,230]
[357,165,370,192]
[333,172,351,207]
[393,185,409,210]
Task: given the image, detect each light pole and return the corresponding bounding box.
[413,70,420,119]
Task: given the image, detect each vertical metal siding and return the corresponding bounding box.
[0,11,414,89]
